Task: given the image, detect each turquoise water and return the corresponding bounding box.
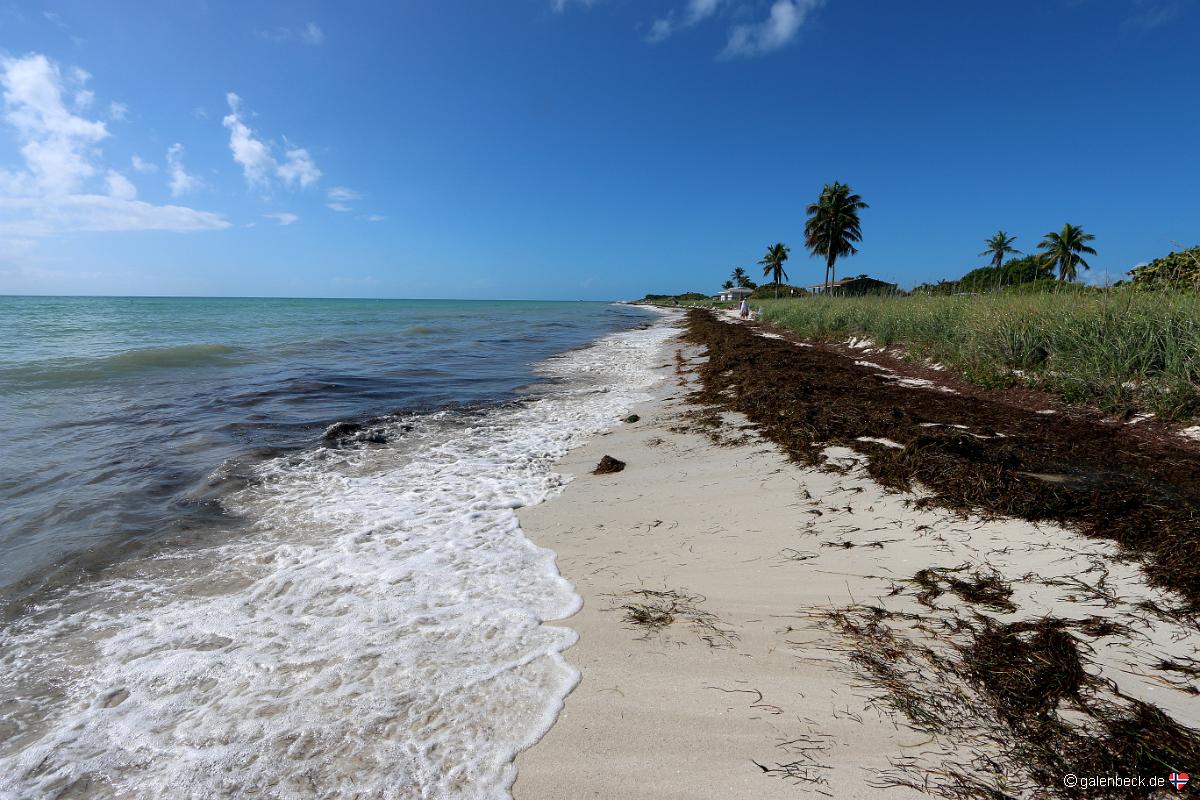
[0,296,677,797]
[0,296,656,594]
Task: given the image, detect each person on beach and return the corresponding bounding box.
[739,297,750,319]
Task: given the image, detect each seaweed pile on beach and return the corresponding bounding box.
[814,603,1200,799]
[681,309,1200,612]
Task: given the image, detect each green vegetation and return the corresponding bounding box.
[749,282,806,300]
[979,230,1021,270]
[730,266,756,289]
[639,291,710,303]
[1039,223,1097,283]
[804,182,868,291]
[753,291,1200,420]
[915,254,1056,295]
[1130,246,1200,290]
[758,243,790,298]
[691,185,1199,422]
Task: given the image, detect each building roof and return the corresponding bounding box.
[721,286,754,294]
[807,276,894,289]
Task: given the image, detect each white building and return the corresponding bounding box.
[718,286,754,302]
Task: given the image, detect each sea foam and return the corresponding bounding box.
[0,313,678,800]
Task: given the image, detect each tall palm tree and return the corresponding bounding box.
[979,230,1021,270]
[731,266,751,288]
[759,243,790,298]
[1039,224,1097,282]
[722,279,734,290]
[805,182,868,292]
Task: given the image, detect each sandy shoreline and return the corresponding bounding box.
[513,313,1199,798]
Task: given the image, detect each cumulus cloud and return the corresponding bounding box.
[104,170,136,200]
[277,144,320,188]
[2,53,109,195]
[0,53,227,245]
[647,0,723,43]
[719,0,822,59]
[165,143,201,196]
[130,154,156,173]
[108,100,127,121]
[264,211,298,225]
[222,93,321,190]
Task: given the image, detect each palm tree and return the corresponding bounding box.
[722,279,734,290]
[731,267,752,288]
[805,182,868,292]
[979,230,1021,270]
[1039,224,1097,282]
[759,243,790,298]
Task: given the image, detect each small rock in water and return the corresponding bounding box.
[323,421,361,441]
[593,455,626,475]
[322,421,388,446]
[624,414,640,423]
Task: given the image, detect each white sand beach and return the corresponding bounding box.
[514,319,1199,799]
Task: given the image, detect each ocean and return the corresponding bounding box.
[0,296,675,799]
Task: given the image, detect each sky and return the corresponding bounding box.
[0,0,1197,299]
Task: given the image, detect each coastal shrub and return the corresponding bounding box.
[1129,246,1200,290]
[913,254,1056,295]
[749,283,807,300]
[640,292,709,303]
[753,289,1200,420]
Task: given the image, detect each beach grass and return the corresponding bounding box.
[753,289,1200,421]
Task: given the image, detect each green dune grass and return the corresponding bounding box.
[753,290,1200,421]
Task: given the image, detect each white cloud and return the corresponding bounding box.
[222,93,274,188]
[301,22,325,45]
[326,185,361,212]
[256,21,326,45]
[646,17,675,43]
[108,100,127,121]
[0,194,228,235]
[264,212,298,225]
[647,0,722,43]
[131,154,157,173]
[105,169,136,200]
[0,53,228,246]
[550,0,599,11]
[327,186,361,202]
[166,142,201,196]
[719,0,822,59]
[73,88,93,111]
[365,214,385,222]
[1,53,109,194]
[222,93,321,190]
[277,145,320,188]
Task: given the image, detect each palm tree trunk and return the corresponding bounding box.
[827,252,837,296]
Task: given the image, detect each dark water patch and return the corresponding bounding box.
[0,298,658,595]
[0,344,250,393]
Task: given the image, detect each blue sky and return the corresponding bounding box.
[1,0,1197,299]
